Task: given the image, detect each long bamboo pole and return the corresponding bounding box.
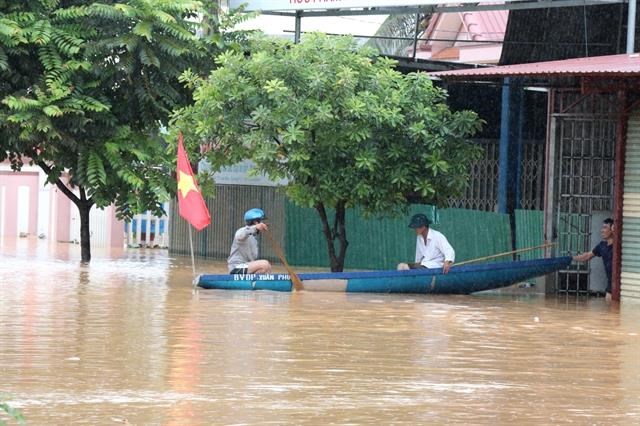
[188,224,198,290]
[454,242,556,267]
[263,229,304,292]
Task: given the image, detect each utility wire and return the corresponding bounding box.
[284,30,611,46]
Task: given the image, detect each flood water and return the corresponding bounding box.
[1,237,639,425]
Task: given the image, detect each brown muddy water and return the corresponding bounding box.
[1,237,639,425]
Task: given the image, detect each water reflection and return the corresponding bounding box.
[1,237,638,424]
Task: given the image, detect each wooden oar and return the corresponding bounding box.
[454,242,557,267]
[263,229,304,291]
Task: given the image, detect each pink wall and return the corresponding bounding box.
[53,183,72,242]
[106,205,125,248]
[1,170,124,247]
[0,171,39,237]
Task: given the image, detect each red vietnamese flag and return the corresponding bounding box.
[177,133,211,230]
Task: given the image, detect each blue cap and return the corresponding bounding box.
[244,208,265,223]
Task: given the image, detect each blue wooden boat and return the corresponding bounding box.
[197,256,571,294]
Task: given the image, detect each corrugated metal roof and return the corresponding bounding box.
[431,53,640,79]
[415,9,508,64]
[461,10,508,42]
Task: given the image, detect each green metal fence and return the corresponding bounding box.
[285,201,512,270]
[514,209,545,260]
[170,189,545,271]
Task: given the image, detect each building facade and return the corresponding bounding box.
[0,162,123,247]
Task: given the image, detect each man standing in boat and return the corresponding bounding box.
[572,218,614,301]
[397,213,455,274]
[228,208,272,275]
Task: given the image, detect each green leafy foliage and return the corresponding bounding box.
[173,33,483,270]
[0,0,251,261]
[0,394,25,425]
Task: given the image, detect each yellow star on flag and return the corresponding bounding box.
[178,170,199,198]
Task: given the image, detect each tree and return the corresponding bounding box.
[366,12,430,57]
[0,0,249,261]
[174,33,483,272]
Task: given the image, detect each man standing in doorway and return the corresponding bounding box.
[572,218,614,300]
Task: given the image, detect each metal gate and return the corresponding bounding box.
[549,91,617,294]
[447,138,545,211]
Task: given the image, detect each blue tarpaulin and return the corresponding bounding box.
[126,219,165,234]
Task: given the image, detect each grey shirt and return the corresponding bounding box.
[227,225,260,272]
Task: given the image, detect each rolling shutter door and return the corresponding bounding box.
[622,112,640,300]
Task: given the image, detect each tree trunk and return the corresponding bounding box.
[315,201,349,272]
[334,201,348,270]
[77,194,93,263]
[37,161,94,262]
[201,0,220,36]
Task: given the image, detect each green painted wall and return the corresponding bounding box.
[515,209,545,260]
[285,201,512,270]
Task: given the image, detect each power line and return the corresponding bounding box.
[284,30,611,46]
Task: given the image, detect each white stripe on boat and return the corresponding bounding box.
[302,279,348,292]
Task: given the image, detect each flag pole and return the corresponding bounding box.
[188,224,197,288]
[176,132,210,290]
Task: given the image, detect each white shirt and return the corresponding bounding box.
[227,225,259,272]
[415,228,455,269]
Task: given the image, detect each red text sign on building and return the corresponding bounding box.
[229,0,504,12]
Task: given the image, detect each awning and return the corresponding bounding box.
[430,53,640,79]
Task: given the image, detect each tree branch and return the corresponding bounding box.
[37,160,80,205]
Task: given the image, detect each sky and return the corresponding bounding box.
[234,13,389,39]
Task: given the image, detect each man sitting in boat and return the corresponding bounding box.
[227,208,272,275]
[397,213,455,274]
